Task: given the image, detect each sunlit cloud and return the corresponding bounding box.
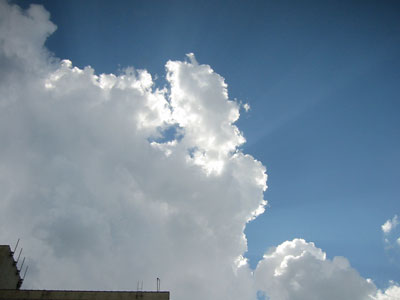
[0,2,399,299]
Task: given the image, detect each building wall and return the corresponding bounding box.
[0,290,169,300]
[0,245,21,289]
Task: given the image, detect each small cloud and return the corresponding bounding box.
[381,215,400,263]
[243,103,251,112]
[186,52,198,65]
[382,215,399,235]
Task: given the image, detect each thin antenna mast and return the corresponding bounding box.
[13,238,20,255]
[15,248,23,265]
[19,257,25,271]
[23,266,29,280]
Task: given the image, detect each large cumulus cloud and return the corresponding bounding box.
[0,1,398,300]
[0,2,264,299]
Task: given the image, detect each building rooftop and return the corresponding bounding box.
[0,244,169,300]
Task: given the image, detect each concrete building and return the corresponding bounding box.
[0,245,22,290]
[0,245,169,300]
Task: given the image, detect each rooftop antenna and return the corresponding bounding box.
[136,280,143,299]
[16,263,28,290]
[19,257,26,271]
[157,278,160,292]
[12,238,20,256]
[15,248,23,266]
[23,265,29,281]
[17,265,29,289]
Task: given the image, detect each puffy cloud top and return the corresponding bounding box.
[254,239,376,300]
[0,2,265,299]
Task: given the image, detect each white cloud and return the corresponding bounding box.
[254,239,377,300]
[381,215,400,270]
[382,215,399,235]
[0,2,399,300]
[0,2,264,299]
[373,282,400,300]
[254,239,400,300]
[243,103,251,112]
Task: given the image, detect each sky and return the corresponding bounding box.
[1,0,400,299]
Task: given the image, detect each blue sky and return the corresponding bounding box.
[6,0,400,296]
